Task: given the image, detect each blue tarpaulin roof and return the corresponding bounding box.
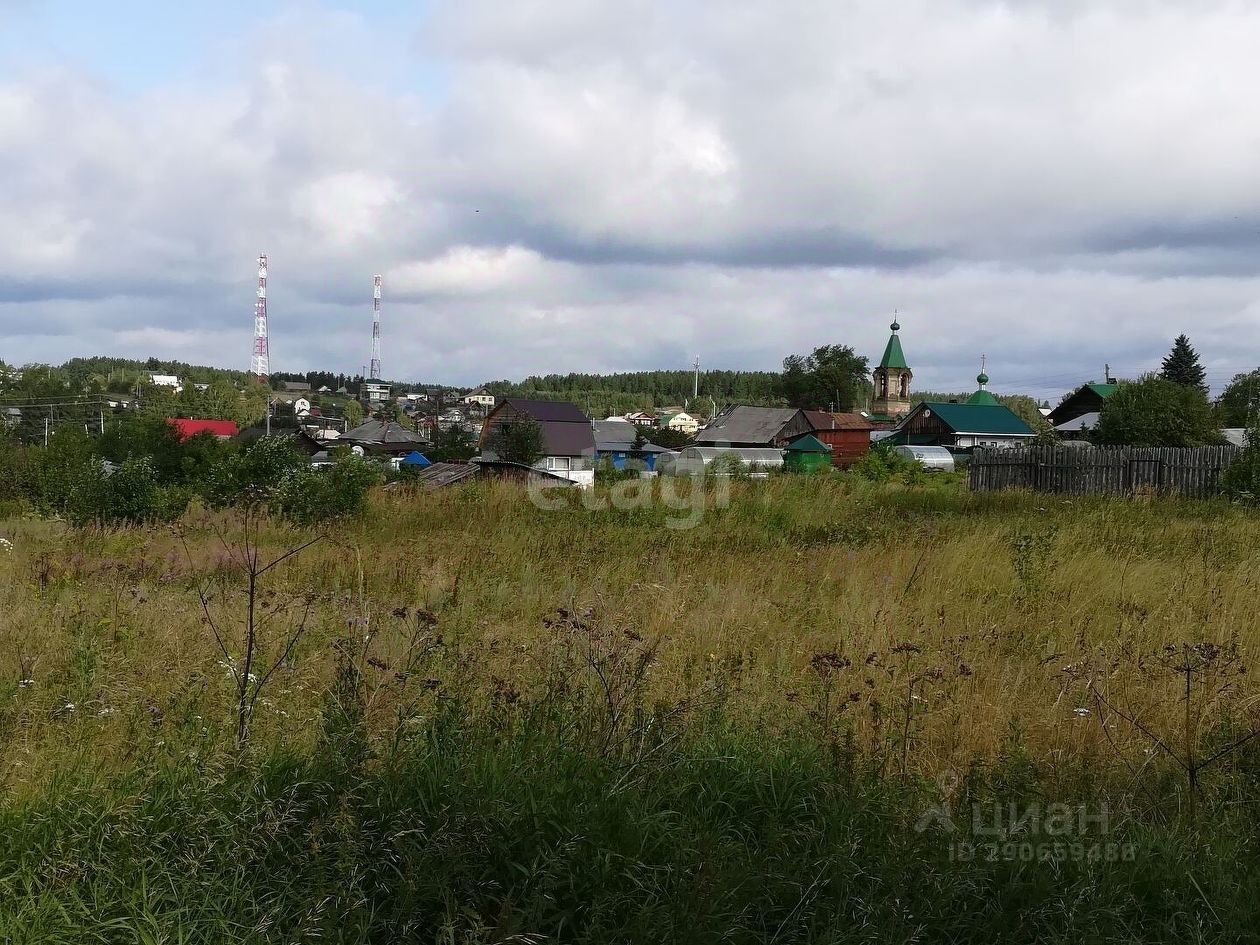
[401,451,431,466]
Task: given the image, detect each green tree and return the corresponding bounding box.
[1222,424,1260,500]
[1160,334,1209,394]
[640,425,692,450]
[428,426,477,462]
[274,457,382,525]
[203,437,307,509]
[1215,370,1260,428]
[66,457,188,527]
[342,398,364,427]
[780,345,870,410]
[487,418,545,466]
[1094,374,1220,447]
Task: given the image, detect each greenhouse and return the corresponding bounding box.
[665,446,785,478]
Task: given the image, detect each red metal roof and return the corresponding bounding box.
[168,418,239,442]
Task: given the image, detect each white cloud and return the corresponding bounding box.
[389,245,553,296]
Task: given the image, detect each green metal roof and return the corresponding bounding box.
[878,332,909,370]
[785,433,831,453]
[916,401,1035,435]
[1086,382,1119,399]
[965,389,1000,406]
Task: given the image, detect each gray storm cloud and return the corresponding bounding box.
[0,0,1258,398]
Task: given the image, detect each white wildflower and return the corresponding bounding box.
[18,679,34,689]
[0,538,13,552]
[62,702,76,712]
[1073,707,1090,717]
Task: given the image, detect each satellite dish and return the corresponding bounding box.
[351,445,365,457]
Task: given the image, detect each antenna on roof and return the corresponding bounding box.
[1104,363,1113,384]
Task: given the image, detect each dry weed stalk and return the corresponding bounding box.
[1071,640,1260,819]
[179,509,322,748]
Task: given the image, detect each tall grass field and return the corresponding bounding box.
[3,476,1260,942]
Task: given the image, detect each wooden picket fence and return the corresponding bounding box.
[968,445,1240,498]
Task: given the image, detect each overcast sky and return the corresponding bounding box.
[1,0,1258,399]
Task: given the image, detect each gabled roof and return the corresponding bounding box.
[167,418,238,441]
[909,402,1035,436]
[1054,411,1099,433]
[342,419,427,446]
[1048,381,1121,424]
[785,433,832,453]
[486,399,594,456]
[538,422,596,456]
[592,420,670,453]
[695,406,801,445]
[502,398,591,423]
[803,410,874,431]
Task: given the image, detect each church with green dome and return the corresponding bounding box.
[965,357,1000,406]
[869,316,913,423]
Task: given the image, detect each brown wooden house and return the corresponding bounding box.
[802,411,874,467]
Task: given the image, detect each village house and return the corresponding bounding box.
[479,398,596,487]
[887,365,1037,450]
[659,411,701,436]
[360,382,391,409]
[1049,380,1119,432]
[340,418,429,456]
[166,418,239,442]
[801,410,874,467]
[888,401,1036,450]
[461,386,496,408]
[149,373,182,392]
[592,419,673,472]
[695,405,812,448]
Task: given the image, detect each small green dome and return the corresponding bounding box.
[890,319,900,332]
[977,371,989,386]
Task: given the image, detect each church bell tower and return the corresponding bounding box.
[871,316,913,419]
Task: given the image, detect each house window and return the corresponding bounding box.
[879,374,888,397]
[546,456,571,471]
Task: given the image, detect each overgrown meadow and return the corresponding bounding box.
[3,476,1260,942]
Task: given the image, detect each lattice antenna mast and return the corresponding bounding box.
[369,274,382,380]
[251,253,270,380]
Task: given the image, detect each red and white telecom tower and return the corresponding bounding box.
[251,253,270,381]
[369,274,382,380]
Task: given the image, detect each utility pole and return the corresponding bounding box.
[693,355,700,401]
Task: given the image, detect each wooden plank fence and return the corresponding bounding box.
[968,445,1241,498]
